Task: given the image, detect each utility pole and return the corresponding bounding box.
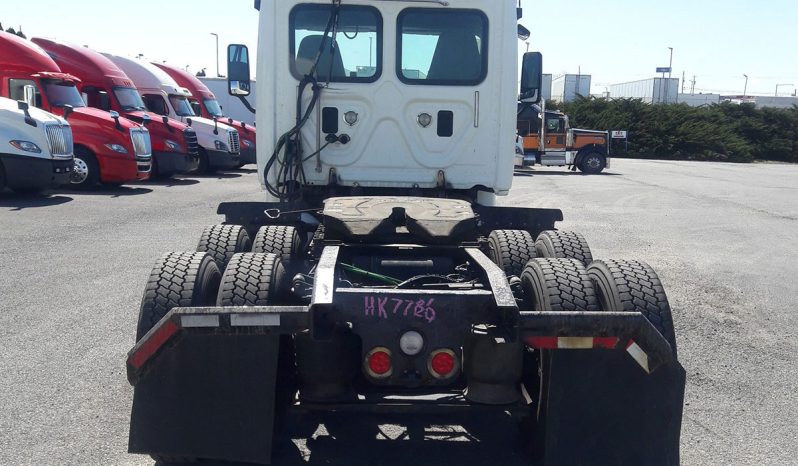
[690,75,696,95]
[743,74,749,97]
[210,32,220,77]
[666,47,673,103]
[682,71,686,94]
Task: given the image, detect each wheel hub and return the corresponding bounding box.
[586,156,601,169]
[71,158,89,184]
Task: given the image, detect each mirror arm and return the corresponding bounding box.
[237,95,256,115]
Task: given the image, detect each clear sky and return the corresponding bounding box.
[3,0,797,96]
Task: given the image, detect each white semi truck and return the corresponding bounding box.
[103,54,242,173]
[126,1,686,465]
[0,96,73,193]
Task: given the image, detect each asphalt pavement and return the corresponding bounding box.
[0,159,796,465]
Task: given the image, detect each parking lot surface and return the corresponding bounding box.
[1,159,796,465]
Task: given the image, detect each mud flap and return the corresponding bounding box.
[537,351,686,466]
[128,332,280,465]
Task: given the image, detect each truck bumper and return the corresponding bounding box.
[127,304,684,465]
[152,151,200,176]
[206,149,240,170]
[239,146,257,165]
[0,153,73,189]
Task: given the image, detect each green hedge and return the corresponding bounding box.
[548,98,798,163]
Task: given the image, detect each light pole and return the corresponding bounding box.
[743,74,749,97]
[210,32,220,77]
[775,84,793,96]
[666,47,673,103]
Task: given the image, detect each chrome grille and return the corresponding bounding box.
[228,130,240,154]
[44,124,73,158]
[183,128,199,156]
[130,129,152,157]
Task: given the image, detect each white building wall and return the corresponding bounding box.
[551,74,592,102]
[678,93,721,106]
[542,74,552,101]
[610,78,679,104]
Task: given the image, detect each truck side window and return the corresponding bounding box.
[290,4,382,83]
[142,94,169,116]
[547,118,561,133]
[8,78,43,108]
[398,9,488,86]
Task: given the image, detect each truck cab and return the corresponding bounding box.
[0,96,73,193]
[31,38,200,178]
[104,55,241,173]
[0,31,151,188]
[153,63,256,166]
[517,102,610,174]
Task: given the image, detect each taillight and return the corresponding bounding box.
[365,347,392,378]
[428,349,457,379]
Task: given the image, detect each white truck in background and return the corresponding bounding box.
[103,54,241,173]
[0,96,74,193]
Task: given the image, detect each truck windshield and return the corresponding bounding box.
[42,79,86,108]
[114,87,147,111]
[203,98,224,118]
[398,9,488,86]
[169,95,195,117]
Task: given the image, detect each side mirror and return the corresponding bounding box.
[23,84,37,108]
[520,52,543,103]
[518,25,531,41]
[227,44,251,96]
[63,104,74,120]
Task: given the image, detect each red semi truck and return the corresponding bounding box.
[32,38,200,178]
[154,63,256,166]
[0,32,151,188]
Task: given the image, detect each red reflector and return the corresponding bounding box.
[524,336,558,349]
[368,350,392,376]
[430,351,455,376]
[593,337,620,349]
[128,319,179,369]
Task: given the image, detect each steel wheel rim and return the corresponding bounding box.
[586,156,602,169]
[71,158,89,184]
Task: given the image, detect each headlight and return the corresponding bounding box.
[105,143,129,154]
[243,139,253,148]
[10,140,42,153]
[214,140,228,151]
[164,139,181,151]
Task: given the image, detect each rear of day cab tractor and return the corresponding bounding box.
[0,32,152,188]
[103,54,242,174]
[127,1,686,465]
[153,62,257,167]
[31,38,200,179]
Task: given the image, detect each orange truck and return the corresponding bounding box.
[517,102,610,174]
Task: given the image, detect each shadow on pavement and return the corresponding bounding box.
[514,170,620,177]
[141,177,201,187]
[229,167,257,174]
[58,185,154,197]
[0,194,73,210]
[155,411,529,466]
[190,172,243,179]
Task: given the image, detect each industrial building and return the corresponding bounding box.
[542,74,552,101]
[677,93,721,107]
[609,78,679,104]
[551,74,591,102]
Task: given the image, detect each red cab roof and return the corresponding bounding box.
[31,38,136,89]
[153,62,214,99]
[0,31,61,75]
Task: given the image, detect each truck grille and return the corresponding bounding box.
[228,130,240,154]
[183,128,199,157]
[130,129,152,158]
[44,123,73,158]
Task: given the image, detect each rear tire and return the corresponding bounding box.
[136,251,221,341]
[197,224,251,271]
[587,259,678,357]
[197,148,214,174]
[487,229,537,278]
[252,225,302,261]
[535,230,593,266]
[217,253,295,442]
[71,148,100,189]
[520,258,599,312]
